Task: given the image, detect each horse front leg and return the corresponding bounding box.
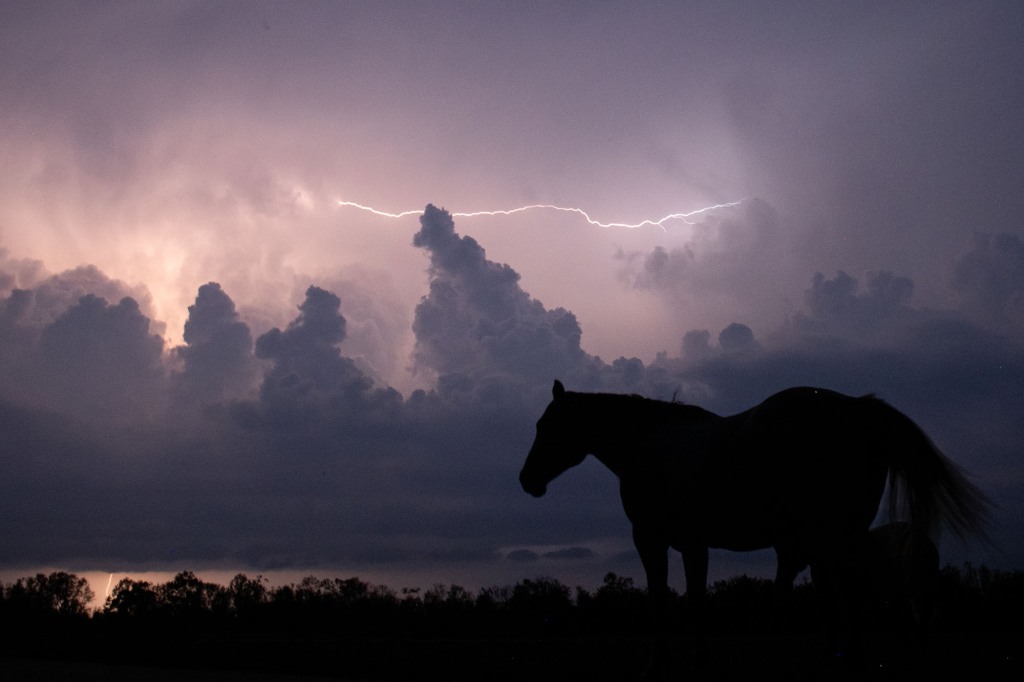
[633,527,669,678]
[681,543,709,667]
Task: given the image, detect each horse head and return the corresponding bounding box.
[519,380,589,497]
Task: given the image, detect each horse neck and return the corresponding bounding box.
[573,392,709,479]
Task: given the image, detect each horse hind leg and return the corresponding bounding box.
[774,546,808,592]
[811,533,872,671]
[810,560,858,670]
[772,547,808,632]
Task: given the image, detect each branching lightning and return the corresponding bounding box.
[338,198,745,229]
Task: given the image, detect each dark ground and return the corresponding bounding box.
[2,630,1022,681]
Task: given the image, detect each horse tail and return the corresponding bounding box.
[866,396,993,545]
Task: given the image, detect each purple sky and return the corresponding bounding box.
[1,2,1022,593]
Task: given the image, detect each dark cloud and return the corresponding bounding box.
[0,206,1021,586]
[682,329,713,361]
[0,262,169,431]
[411,205,590,392]
[679,324,761,362]
[0,262,158,332]
[0,248,45,292]
[542,546,595,561]
[173,282,258,404]
[0,398,122,565]
[791,269,917,343]
[252,285,397,422]
[633,244,693,291]
[718,323,760,355]
[506,549,539,563]
[39,294,164,421]
[952,232,1024,328]
[0,289,38,381]
[408,205,689,402]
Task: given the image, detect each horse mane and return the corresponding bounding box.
[576,390,719,423]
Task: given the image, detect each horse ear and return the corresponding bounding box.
[553,380,565,400]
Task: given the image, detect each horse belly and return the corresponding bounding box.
[715,418,886,537]
[667,489,780,553]
[699,505,779,552]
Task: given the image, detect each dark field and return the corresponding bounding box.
[3,567,1023,680]
[3,630,1023,681]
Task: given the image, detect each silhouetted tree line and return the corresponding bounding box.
[0,571,95,620]
[2,563,1022,639]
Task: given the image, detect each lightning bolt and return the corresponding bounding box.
[338,199,745,229]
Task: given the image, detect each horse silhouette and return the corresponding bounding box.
[519,381,989,667]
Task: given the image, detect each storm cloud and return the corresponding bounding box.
[2,203,1020,587]
[0,2,1021,590]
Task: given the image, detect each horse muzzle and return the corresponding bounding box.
[519,471,547,497]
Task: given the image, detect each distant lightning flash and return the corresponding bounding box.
[337,199,745,229]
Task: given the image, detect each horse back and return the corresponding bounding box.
[664,387,890,553]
